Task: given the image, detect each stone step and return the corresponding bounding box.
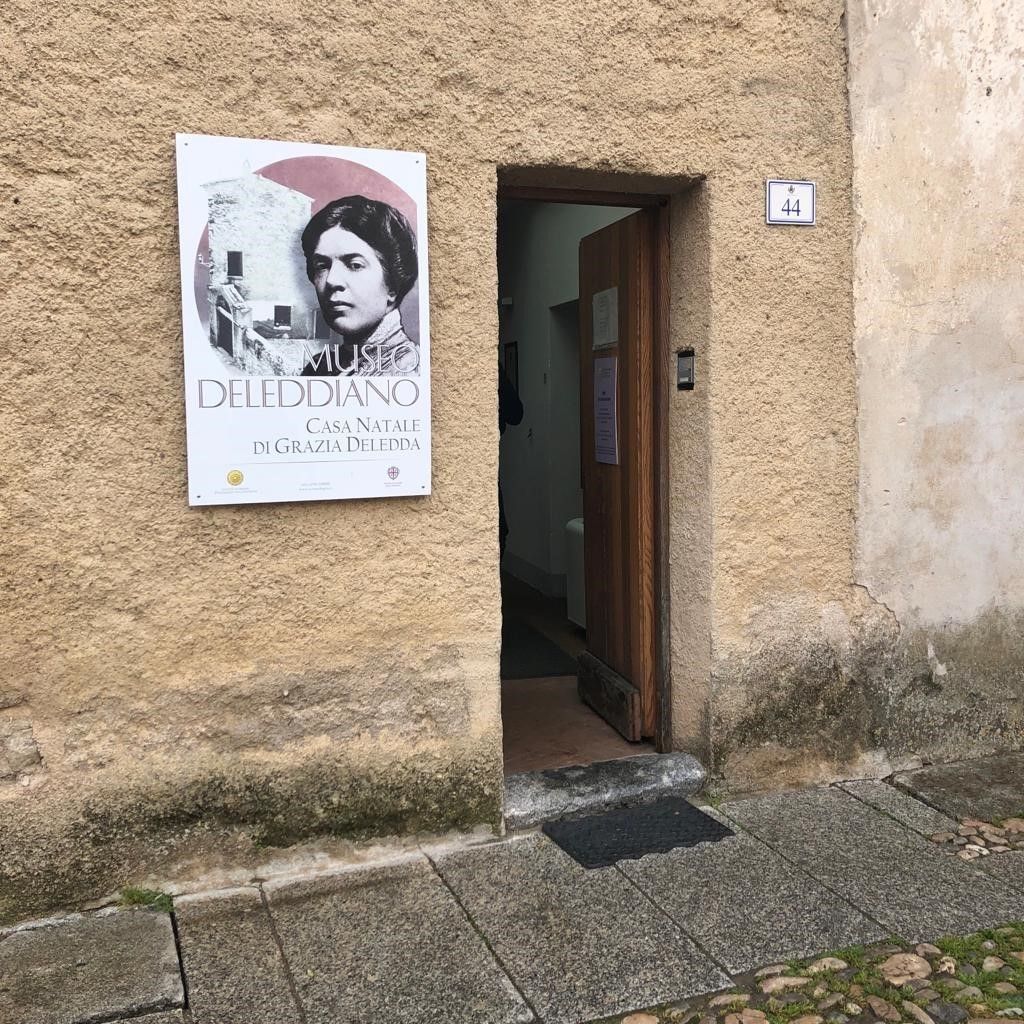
[503,751,706,831]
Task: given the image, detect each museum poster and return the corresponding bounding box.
[175,133,431,505]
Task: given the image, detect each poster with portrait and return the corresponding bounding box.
[175,133,431,505]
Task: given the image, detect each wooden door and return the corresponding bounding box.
[577,210,657,742]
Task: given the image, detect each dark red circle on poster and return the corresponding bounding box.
[192,154,420,346]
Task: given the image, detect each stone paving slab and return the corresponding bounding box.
[838,779,958,836]
[265,856,534,1024]
[976,849,1024,890]
[893,753,1024,821]
[175,886,303,1024]
[434,834,730,1024]
[721,787,1024,941]
[0,908,183,1024]
[619,825,885,974]
[111,1015,185,1023]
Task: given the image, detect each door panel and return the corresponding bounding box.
[577,210,657,741]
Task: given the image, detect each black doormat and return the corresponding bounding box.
[541,796,733,868]
[501,615,579,680]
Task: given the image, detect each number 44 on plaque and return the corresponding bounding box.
[766,179,816,225]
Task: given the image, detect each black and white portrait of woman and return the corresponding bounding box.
[301,196,420,377]
[195,150,424,379]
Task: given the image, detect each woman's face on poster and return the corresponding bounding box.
[308,225,396,339]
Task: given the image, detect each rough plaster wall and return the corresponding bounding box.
[711,0,1024,792]
[1,0,857,915]
[709,165,859,660]
[668,185,713,757]
[846,0,1024,770]
[702,11,868,785]
[851,0,1024,625]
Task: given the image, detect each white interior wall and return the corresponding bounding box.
[547,299,582,587]
[497,201,636,595]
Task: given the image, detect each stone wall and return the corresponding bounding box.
[204,173,316,335]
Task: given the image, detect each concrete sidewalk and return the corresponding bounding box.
[4,758,1024,1024]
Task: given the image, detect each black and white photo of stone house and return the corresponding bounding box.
[202,171,328,375]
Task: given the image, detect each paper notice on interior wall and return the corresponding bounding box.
[592,287,618,349]
[594,356,619,465]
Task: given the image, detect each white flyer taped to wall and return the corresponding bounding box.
[175,133,431,505]
[592,287,618,349]
[594,356,619,465]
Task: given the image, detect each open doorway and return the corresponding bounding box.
[497,193,666,775]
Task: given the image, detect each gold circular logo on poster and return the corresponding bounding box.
[226,470,244,486]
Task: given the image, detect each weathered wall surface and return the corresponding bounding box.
[701,17,865,782]
[712,0,1024,790]
[847,0,1024,764]
[1,0,858,918]
[667,184,714,759]
[852,0,1024,626]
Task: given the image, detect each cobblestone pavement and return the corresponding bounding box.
[3,760,1023,1024]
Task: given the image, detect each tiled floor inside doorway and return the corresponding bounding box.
[500,574,653,774]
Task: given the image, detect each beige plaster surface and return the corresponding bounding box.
[713,0,1024,792]
[668,184,714,757]
[2,0,860,915]
[846,0,1024,769]
[850,0,1024,627]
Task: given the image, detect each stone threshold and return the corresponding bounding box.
[503,752,707,831]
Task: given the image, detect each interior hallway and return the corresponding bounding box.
[500,574,653,774]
